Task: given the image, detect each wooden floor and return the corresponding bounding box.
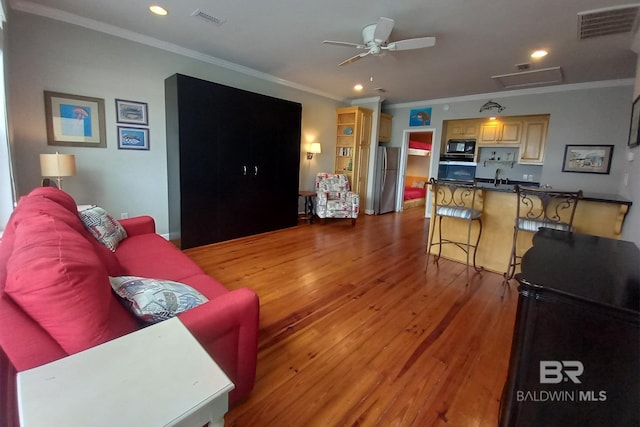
[184,208,519,427]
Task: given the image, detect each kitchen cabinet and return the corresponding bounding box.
[518,115,549,164]
[335,106,372,211]
[165,73,301,249]
[379,113,392,143]
[478,118,522,145]
[445,119,479,140]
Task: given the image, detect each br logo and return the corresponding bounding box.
[540,361,584,384]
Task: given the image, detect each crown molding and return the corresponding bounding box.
[386,79,635,109]
[10,0,345,102]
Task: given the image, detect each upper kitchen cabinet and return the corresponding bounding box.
[478,118,523,145]
[379,113,392,143]
[445,119,479,140]
[518,115,549,164]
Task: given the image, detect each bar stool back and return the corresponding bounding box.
[426,178,483,284]
[502,185,582,295]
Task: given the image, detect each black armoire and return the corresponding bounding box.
[165,74,302,249]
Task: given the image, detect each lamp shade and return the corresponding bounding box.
[309,142,322,154]
[40,153,76,178]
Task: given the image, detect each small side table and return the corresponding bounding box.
[17,317,234,427]
[299,190,316,223]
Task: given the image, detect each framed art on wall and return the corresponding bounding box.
[409,107,432,126]
[628,95,640,148]
[562,144,613,174]
[44,91,106,148]
[115,99,149,125]
[117,126,150,150]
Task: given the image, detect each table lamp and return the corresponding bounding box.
[40,152,76,190]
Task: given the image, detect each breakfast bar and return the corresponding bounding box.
[427,182,633,274]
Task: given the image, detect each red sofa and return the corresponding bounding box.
[0,187,259,412]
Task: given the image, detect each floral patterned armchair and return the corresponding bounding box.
[314,173,359,225]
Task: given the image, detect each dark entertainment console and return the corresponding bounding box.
[499,228,639,426]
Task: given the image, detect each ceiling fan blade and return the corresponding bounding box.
[322,40,367,49]
[385,36,436,51]
[339,51,370,66]
[373,17,394,43]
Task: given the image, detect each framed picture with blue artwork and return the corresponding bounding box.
[115,99,149,125]
[409,107,432,126]
[117,126,150,150]
[44,91,106,148]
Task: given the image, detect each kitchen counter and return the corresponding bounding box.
[428,182,633,274]
[475,178,633,205]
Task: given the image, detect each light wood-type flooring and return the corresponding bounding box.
[184,207,519,427]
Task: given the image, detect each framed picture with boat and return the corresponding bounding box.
[628,95,640,148]
[562,144,613,174]
[115,99,149,125]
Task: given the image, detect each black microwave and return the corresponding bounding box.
[445,139,476,155]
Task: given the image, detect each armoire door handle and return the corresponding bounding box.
[254,165,258,176]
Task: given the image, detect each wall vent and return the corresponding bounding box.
[516,63,531,71]
[578,4,639,39]
[192,9,227,26]
[491,67,563,89]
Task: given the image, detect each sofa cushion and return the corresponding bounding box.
[110,276,208,323]
[80,206,128,251]
[115,233,204,281]
[4,213,138,355]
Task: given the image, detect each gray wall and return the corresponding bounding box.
[387,84,633,193]
[619,47,640,245]
[385,83,638,244]
[7,11,342,235]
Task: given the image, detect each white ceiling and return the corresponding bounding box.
[9,0,640,104]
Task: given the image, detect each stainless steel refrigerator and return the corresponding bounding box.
[373,146,400,214]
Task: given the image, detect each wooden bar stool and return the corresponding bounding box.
[502,185,582,296]
[426,178,483,284]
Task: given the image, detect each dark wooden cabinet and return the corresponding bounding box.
[499,228,639,427]
[165,74,301,249]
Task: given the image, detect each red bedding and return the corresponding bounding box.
[409,140,431,150]
[404,186,426,201]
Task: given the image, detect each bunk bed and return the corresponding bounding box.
[403,140,431,209]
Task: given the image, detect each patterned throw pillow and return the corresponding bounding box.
[109,276,209,323]
[80,206,127,251]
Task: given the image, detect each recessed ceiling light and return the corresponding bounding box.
[354,84,364,92]
[531,50,548,59]
[149,5,168,16]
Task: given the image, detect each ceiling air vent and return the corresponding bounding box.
[491,67,563,89]
[578,4,639,39]
[192,9,227,26]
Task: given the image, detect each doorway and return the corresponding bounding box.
[398,128,436,218]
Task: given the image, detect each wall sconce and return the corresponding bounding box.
[306,142,322,160]
[40,152,76,190]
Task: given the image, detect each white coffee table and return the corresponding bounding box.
[17,317,234,427]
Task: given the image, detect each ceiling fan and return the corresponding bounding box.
[323,17,436,66]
